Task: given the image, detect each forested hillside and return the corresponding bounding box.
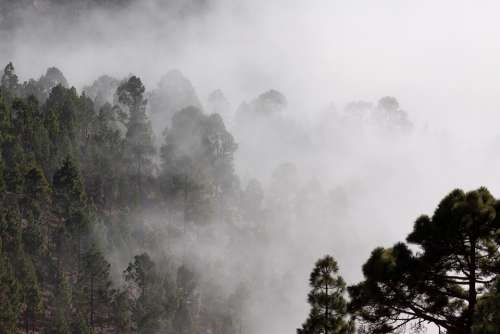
[0,62,245,334]
[1,57,499,334]
[4,0,500,333]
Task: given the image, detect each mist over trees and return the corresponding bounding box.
[3,1,500,328]
[2,53,498,334]
[0,58,422,333]
[0,62,242,333]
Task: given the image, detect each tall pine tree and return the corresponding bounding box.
[117,76,155,205]
[298,255,353,334]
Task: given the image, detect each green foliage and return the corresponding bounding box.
[112,289,133,334]
[2,136,26,193]
[71,314,94,334]
[117,76,146,111]
[0,62,266,334]
[0,93,11,138]
[0,208,23,257]
[51,270,73,334]
[473,278,500,334]
[349,187,500,334]
[52,309,71,334]
[78,244,111,329]
[0,154,5,193]
[24,165,51,202]
[0,255,21,334]
[20,256,43,333]
[124,252,163,334]
[53,157,86,215]
[1,62,19,94]
[298,255,353,334]
[22,219,45,257]
[118,76,155,205]
[160,106,237,226]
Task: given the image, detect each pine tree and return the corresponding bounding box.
[23,165,51,219]
[0,93,12,140]
[65,209,91,273]
[298,255,353,334]
[1,62,19,94]
[22,219,45,258]
[349,188,500,334]
[51,270,72,334]
[53,157,86,216]
[173,265,198,334]
[53,158,89,274]
[24,166,50,202]
[117,76,155,205]
[43,86,80,170]
[473,278,500,334]
[124,253,162,334]
[2,137,25,193]
[0,252,21,334]
[79,244,111,329]
[20,256,42,334]
[72,313,94,334]
[112,289,133,334]
[12,97,39,153]
[0,154,5,194]
[160,106,237,227]
[0,208,23,258]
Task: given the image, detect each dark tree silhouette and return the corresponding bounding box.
[349,187,500,334]
[298,255,354,334]
[117,76,155,205]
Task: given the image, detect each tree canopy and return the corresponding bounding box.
[349,187,500,334]
[298,255,354,334]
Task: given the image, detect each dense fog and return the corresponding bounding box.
[2,1,500,333]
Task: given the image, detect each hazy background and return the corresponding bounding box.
[2,1,500,333]
[4,0,500,134]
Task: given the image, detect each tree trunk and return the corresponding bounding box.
[137,154,142,206]
[466,239,477,334]
[25,310,29,334]
[325,282,329,334]
[90,275,95,328]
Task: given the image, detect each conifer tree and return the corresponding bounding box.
[0,251,21,334]
[112,289,133,334]
[473,278,500,333]
[79,244,112,329]
[0,154,5,194]
[298,255,353,334]
[0,208,23,258]
[117,76,155,205]
[20,256,42,334]
[22,219,44,258]
[51,270,72,334]
[72,313,94,334]
[349,188,500,334]
[53,157,89,272]
[53,157,86,216]
[2,137,25,193]
[124,253,162,334]
[1,62,19,94]
[173,264,198,334]
[24,166,50,203]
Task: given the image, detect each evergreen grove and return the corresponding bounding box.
[1,62,499,334]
